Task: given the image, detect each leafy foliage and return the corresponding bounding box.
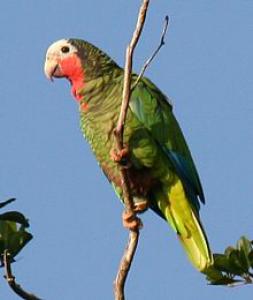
[0,198,33,265]
[205,236,253,286]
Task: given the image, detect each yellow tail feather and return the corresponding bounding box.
[157,179,213,272]
[177,211,213,272]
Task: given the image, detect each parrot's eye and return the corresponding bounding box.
[61,46,70,53]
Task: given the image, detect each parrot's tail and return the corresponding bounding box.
[176,211,213,272]
[155,179,213,272]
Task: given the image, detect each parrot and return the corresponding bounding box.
[44,38,213,272]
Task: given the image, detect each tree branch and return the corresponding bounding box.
[113,1,150,300]
[132,15,169,90]
[113,231,140,300]
[114,0,150,152]
[3,250,42,300]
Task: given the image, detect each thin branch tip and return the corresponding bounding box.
[132,13,170,90]
[161,15,169,44]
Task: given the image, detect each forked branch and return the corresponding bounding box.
[132,15,169,89]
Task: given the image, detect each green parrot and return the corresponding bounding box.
[44,39,213,272]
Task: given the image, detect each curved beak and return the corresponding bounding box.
[44,57,62,81]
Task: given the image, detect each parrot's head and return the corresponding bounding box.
[44,39,82,81]
[44,39,119,100]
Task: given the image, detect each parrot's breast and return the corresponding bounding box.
[78,75,158,202]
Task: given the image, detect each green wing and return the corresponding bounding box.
[129,77,205,211]
[129,77,213,272]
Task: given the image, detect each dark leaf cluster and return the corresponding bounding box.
[0,198,33,265]
[206,236,253,286]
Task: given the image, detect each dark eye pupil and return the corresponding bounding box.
[61,46,70,53]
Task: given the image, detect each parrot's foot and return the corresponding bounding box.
[110,147,131,167]
[122,210,143,231]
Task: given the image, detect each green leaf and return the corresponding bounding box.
[213,254,232,273]
[205,265,241,286]
[236,236,252,272]
[205,265,224,281]
[0,211,30,228]
[8,230,33,259]
[248,250,253,269]
[228,249,246,275]
[0,198,16,209]
[0,220,33,261]
[236,236,252,254]
[224,246,236,257]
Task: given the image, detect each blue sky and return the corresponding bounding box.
[0,1,253,299]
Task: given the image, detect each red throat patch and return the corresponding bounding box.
[80,102,89,112]
[59,55,85,102]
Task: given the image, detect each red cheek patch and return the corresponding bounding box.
[60,55,85,102]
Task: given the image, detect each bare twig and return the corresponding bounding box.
[3,250,42,300]
[132,15,169,90]
[114,231,140,300]
[113,1,150,300]
[228,279,253,288]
